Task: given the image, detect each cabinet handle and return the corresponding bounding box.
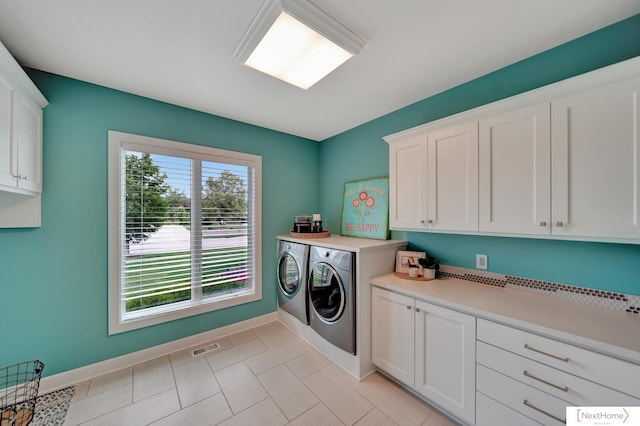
[523,399,565,424]
[415,307,421,313]
[419,219,425,224]
[555,221,564,227]
[524,344,570,362]
[523,370,569,392]
[427,219,433,224]
[538,221,547,227]
[406,305,412,310]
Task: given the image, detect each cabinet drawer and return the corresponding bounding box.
[476,392,541,426]
[477,364,567,425]
[477,341,640,406]
[477,319,640,397]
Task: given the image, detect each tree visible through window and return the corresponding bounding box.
[108,131,262,334]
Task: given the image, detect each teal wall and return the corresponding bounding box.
[319,14,640,296]
[2,14,639,379]
[0,72,320,376]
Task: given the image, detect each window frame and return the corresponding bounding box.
[108,131,262,335]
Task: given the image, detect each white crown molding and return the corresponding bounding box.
[233,0,366,64]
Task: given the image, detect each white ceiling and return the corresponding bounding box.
[1,1,639,141]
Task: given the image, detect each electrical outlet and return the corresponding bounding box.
[476,254,488,270]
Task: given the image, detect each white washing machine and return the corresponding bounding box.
[308,246,356,354]
[277,240,309,324]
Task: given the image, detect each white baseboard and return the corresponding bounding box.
[39,312,278,394]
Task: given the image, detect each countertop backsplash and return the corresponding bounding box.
[436,264,640,316]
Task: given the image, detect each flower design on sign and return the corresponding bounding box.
[353,191,376,222]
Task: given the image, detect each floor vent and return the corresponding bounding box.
[191,342,221,357]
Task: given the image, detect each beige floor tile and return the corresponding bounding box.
[66,383,132,425]
[303,367,373,425]
[245,340,307,375]
[226,328,258,346]
[422,410,457,426]
[172,358,220,408]
[206,337,268,371]
[82,388,180,426]
[133,356,175,402]
[169,337,232,367]
[355,408,398,426]
[88,367,132,397]
[286,349,331,379]
[215,361,268,414]
[217,398,288,426]
[350,373,432,425]
[258,364,319,420]
[324,363,357,384]
[252,321,298,348]
[286,402,345,426]
[150,392,232,426]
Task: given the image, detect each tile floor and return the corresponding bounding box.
[65,321,457,425]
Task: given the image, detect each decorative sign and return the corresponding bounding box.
[340,177,389,240]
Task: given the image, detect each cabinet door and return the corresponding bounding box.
[479,103,551,235]
[414,300,476,425]
[552,76,640,240]
[388,133,428,229]
[427,122,478,232]
[13,94,42,193]
[371,287,415,387]
[0,74,14,189]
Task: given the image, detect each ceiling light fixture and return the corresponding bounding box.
[233,0,366,90]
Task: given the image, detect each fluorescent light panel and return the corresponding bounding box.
[234,0,365,90]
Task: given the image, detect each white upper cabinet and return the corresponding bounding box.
[0,40,47,228]
[427,121,478,232]
[551,75,640,241]
[479,103,551,235]
[0,73,14,189]
[388,132,428,229]
[386,56,640,244]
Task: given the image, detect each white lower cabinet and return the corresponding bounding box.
[476,319,640,426]
[372,286,476,425]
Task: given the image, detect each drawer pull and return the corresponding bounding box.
[524,344,570,362]
[523,370,569,392]
[523,399,565,423]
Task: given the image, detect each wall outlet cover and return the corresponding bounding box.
[476,254,488,270]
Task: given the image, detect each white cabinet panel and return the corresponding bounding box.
[388,133,428,229]
[479,103,551,235]
[0,74,14,189]
[13,95,42,193]
[477,365,567,425]
[427,121,478,232]
[414,299,476,425]
[372,287,476,425]
[476,392,541,426]
[371,286,414,387]
[552,75,640,240]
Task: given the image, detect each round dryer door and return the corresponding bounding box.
[309,262,345,323]
[277,252,301,297]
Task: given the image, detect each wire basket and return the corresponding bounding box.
[0,360,44,426]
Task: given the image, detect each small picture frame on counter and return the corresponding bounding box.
[395,250,426,274]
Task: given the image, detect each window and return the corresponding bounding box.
[108,131,262,334]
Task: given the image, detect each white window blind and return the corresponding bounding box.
[108,131,262,334]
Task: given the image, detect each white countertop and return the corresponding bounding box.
[277,234,407,252]
[371,273,640,365]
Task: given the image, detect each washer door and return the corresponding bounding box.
[278,252,301,297]
[309,262,345,323]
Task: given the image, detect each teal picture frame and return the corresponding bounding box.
[340,176,389,240]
